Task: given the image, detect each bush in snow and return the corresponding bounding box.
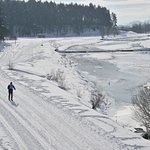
[90,90,104,110]
[56,69,66,88]
[46,73,52,80]
[47,69,66,89]
[132,88,150,140]
[8,60,15,70]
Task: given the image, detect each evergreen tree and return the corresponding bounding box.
[111,12,119,36]
[1,0,116,36]
[111,12,117,27]
[0,3,4,40]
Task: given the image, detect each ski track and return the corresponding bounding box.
[0,38,139,150]
[0,98,51,150]
[0,75,128,150]
[0,114,25,150]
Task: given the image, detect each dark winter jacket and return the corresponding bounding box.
[7,83,16,92]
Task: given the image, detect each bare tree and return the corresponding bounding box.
[91,90,104,109]
[47,69,66,89]
[8,60,15,70]
[132,88,150,139]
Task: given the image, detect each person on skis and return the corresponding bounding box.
[7,82,16,101]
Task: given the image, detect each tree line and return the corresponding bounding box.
[131,23,150,33]
[0,4,9,40]
[121,23,150,33]
[0,0,117,38]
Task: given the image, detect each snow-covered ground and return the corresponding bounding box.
[0,31,150,149]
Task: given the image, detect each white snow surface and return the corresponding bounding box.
[0,32,150,150]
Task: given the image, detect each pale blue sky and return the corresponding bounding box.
[49,0,150,25]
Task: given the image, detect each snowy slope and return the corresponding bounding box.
[0,34,150,149]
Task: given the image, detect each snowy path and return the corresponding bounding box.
[0,71,127,150]
[0,37,150,149]
[0,39,129,150]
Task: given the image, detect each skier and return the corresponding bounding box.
[7,82,16,101]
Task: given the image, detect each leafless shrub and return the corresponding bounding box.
[55,69,66,88]
[90,90,104,109]
[132,88,150,139]
[46,73,52,80]
[47,69,66,89]
[8,60,15,70]
[131,42,144,48]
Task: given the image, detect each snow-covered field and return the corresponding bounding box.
[0,31,150,149]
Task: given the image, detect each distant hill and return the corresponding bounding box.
[127,20,150,27]
[127,21,142,27]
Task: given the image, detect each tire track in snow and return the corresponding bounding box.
[0,112,27,150]
[15,89,98,150]
[0,73,81,150]
[0,99,54,150]
[0,68,129,150]
[13,85,127,150]
[9,96,74,149]
[0,40,39,67]
[0,48,13,66]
